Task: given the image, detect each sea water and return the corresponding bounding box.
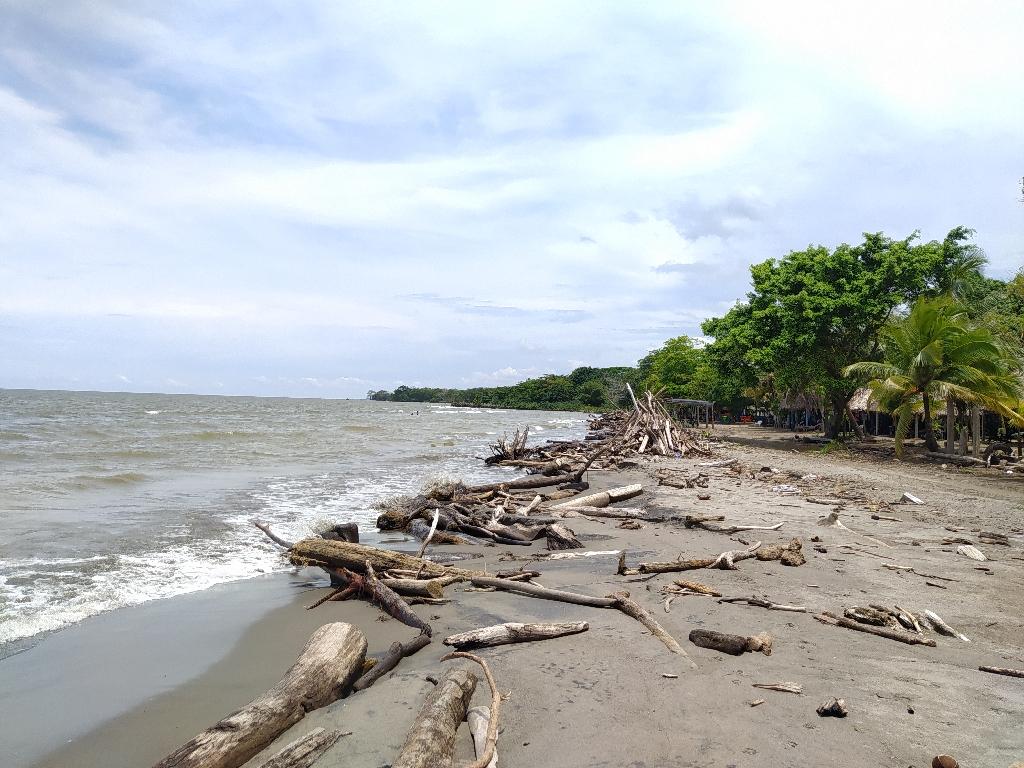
[0,390,586,650]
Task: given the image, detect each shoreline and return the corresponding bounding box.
[11,427,1024,767]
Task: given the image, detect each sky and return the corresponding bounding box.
[2,1,1022,398]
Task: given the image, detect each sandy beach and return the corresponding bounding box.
[15,427,1024,768]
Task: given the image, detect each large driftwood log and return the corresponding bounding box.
[688,628,773,656]
[289,539,481,578]
[610,591,696,667]
[444,621,589,649]
[257,728,342,768]
[557,506,645,519]
[551,484,644,509]
[469,576,616,608]
[813,612,937,646]
[392,667,478,768]
[154,623,367,768]
[352,634,432,692]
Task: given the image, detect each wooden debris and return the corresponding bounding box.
[816,697,848,718]
[813,612,936,646]
[393,667,477,768]
[443,621,589,649]
[551,484,643,509]
[900,492,924,504]
[749,698,766,707]
[469,576,617,608]
[353,634,432,692]
[718,596,806,613]
[154,623,367,768]
[685,516,785,535]
[257,728,344,768]
[671,579,721,597]
[956,544,987,561]
[289,539,480,579]
[979,665,1024,679]
[610,590,696,666]
[922,610,970,642]
[545,523,584,550]
[688,628,773,656]
[467,707,498,768]
[752,681,802,694]
[441,652,501,768]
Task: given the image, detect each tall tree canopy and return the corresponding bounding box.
[701,229,983,436]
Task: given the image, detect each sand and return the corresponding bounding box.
[15,430,1024,767]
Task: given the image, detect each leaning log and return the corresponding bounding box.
[348,563,433,636]
[257,728,342,768]
[154,623,367,768]
[289,539,482,579]
[610,591,696,667]
[353,634,432,692]
[392,667,477,768]
[444,621,589,649]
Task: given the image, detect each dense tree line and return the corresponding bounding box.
[370,228,1024,438]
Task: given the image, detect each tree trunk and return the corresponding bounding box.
[352,634,432,692]
[971,405,981,457]
[545,523,583,550]
[154,623,367,768]
[922,394,939,452]
[443,621,589,650]
[257,728,342,768]
[845,405,867,440]
[392,668,477,768]
[945,395,955,454]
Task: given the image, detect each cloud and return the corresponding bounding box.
[1,2,1022,397]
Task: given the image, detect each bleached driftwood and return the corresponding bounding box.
[442,652,501,768]
[467,707,498,768]
[979,665,1024,679]
[610,590,696,667]
[352,633,432,692]
[154,623,367,768]
[444,621,589,649]
[469,576,617,608]
[392,667,477,768]
[257,728,343,768]
[551,484,643,509]
[718,596,807,613]
[923,609,970,642]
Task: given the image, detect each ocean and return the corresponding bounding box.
[0,390,587,651]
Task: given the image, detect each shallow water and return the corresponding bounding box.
[0,390,586,648]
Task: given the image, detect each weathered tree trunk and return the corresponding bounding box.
[971,405,981,457]
[352,634,432,692]
[688,628,773,656]
[845,404,867,441]
[922,394,939,452]
[945,394,955,454]
[257,728,342,768]
[814,612,936,646]
[154,623,367,768]
[545,523,583,550]
[443,621,588,649]
[467,707,498,768]
[979,665,1024,679]
[289,539,481,579]
[342,564,433,636]
[392,668,477,768]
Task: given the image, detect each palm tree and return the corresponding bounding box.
[844,298,1024,456]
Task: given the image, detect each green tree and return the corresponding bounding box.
[844,297,1024,455]
[702,230,972,437]
[579,380,608,407]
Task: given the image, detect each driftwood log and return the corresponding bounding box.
[718,596,807,612]
[610,591,696,666]
[814,612,937,646]
[154,623,367,768]
[688,628,773,656]
[339,564,433,636]
[352,634,432,692]
[257,728,343,768]
[392,667,477,768]
[979,665,1024,679]
[469,576,616,608]
[551,484,644,509]
[444,621,589,649]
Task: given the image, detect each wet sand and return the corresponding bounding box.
[17,433,1024,767]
